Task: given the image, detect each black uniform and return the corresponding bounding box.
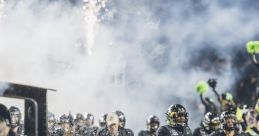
[97,128,134,136]
[138,130,156,136]
[48,125,62,136]
[156,125,192,136]
[75,126,99,136]
[124,128,134,136]
[8,130,16,136]
[210,131,248,136]
[192,127,210,136]
[97,128,107,136]
[16,124,25,136]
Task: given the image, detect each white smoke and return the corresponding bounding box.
[0,0,259,133]
[0,82,9,95]
[0,0,5,20]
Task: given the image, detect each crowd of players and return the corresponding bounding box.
[1,79,259,136]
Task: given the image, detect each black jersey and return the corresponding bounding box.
[156,125,192,136]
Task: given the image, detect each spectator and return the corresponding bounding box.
[0,104,16,136]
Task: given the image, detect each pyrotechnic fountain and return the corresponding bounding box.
[82,0,107,55]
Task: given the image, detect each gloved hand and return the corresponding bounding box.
[207,78,217,89]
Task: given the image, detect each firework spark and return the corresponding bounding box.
[83,0,108,55]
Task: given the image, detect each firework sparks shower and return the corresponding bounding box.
[82,0,107,55]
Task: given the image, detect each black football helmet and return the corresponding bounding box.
[166,104,188,126]
[76,113,84,120]
[9,106,21,128]
[59,114,70,124]
[0,104,11,127]
[84,113,95,126]
[114,110,126,128]
[48,112,56,123]
[146,115,160,133]
[99,113,107,128]
[220,111,238,131]
[202,112,220,132]
[207,78,217,88]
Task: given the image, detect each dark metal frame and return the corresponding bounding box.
[0,82,55,136]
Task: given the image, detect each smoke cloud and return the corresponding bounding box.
[1,0,259,132]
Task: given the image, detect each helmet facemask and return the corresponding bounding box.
[209,118,220,131]
[10,111,21,128]
[148,122,159,133]
[99,114,107,128]
[167,111,188,127]
[84,113,94,127]
[221,113,238,131]
[114,111,126,128]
